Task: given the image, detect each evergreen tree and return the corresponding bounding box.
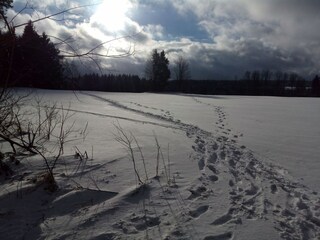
[16,21,63,88]
[0,0,14,87]
[0,29,16,87]
[145,49,170,91]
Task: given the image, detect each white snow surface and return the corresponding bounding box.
[0,90,319,240]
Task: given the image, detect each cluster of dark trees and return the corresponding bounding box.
[0,21,63,89]
[65,73,149,92]
[63,49,172,92]
[145,49,171,91]
[61,49,171,92]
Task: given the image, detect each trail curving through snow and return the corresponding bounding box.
[82,92,320,240]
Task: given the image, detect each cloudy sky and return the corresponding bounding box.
[7,0,320,79]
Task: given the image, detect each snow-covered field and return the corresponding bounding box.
[1,90,319,240]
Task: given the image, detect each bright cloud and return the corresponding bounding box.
[91,0,133,33]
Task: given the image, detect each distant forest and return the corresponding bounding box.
[1,21,320,97]
[66,71,320,97]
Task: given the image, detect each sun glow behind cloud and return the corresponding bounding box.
[92,0,133,33]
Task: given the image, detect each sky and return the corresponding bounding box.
[6,0,320,79]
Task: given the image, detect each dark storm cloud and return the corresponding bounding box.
[148,0,320,78]
[165,37,316,80]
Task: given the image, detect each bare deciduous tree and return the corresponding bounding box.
[174,56,190,82]
[174,56,190,91]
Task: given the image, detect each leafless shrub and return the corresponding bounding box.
[154,132,170,184]
[132,134,148,181]
[74,146,89,162]
[113,123,174,187]
[0,92,86,191]
[114,122,144,185]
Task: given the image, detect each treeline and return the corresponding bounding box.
[64,74,150,92]
[169,70,320,97]
[169,79,308,96]
[64,71,319,97]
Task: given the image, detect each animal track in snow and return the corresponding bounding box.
[211,210,233,226]
[189,205,209,218]
[207,152,218,164]
[208,175,219,182]
[203,231,233,240]
[207,164,219,174]
[198,157,205,171]
[187,184,211,200]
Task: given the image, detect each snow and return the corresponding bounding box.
[195,95,320,193]
[1,90,319,240]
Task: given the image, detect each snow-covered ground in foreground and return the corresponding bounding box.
[1,90,319,240]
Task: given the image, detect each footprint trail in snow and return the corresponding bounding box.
[83,92,320,240]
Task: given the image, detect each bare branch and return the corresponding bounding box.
[9,2,29,24]
[13,2,102,29]
[60,34,137,58]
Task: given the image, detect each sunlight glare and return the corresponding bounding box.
[93,0,132,32]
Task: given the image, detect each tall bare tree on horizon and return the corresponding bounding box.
[173,56,190,91]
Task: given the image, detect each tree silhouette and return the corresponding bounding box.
[0,0,14,88]
[13,21,63,88]
[145,49,170,91]
[0,28,16,87]
[174,56,190,91]
[312,75,320,96]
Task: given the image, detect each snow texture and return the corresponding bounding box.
[0,90,319,240]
